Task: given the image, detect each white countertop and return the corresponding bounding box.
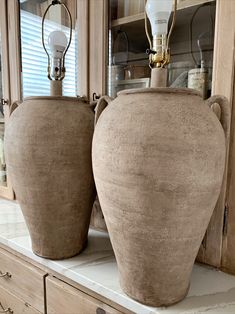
[1,198,235,314]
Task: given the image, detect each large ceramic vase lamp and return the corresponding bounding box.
[5,0,95,259]
[92,0,231,307]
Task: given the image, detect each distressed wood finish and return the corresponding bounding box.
[197,0,235,268]
[0,248,46,312]
[0,243,133,314]
[7,0,22,104]
[77,0,89,98]
[89,0,109,230]
[0,0,14,199]
[222,36,235,273]
[89,0,108,100]
[213,0,235,274]
[177,0,214,9]
[0,285,42,314]
[46,276,124,314]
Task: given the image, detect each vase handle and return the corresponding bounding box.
[94,96,113,125]
[9,100,22,116]
[205,95,231,143]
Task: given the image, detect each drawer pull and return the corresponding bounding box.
[0,303,13,313]
[96,308,106,314]
[0,272,11,278]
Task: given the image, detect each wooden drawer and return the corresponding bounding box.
[0,285,42,314]
[47,276,123,314]
[0,248,46,312]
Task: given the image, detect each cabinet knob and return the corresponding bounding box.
[0,302,13,313]
[93,93,101,102]
[0,98,8,116]
[96,308,106,314]
[0,271,12,279]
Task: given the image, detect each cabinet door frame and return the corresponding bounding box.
[197,0,235,269]
[89,0,108,101]
[0,0,15,200]
[217,0,235,275]
[7,0,22,106]
[77,0,89,98]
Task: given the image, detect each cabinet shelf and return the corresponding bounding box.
[112,13,144,27]
[111,0,214,27]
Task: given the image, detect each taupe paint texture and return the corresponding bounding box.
[5,96,95,259]
[92,88,228,306]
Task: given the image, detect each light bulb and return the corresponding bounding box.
[145,0,173,36]
[47,30,67,80]
[48,30,67,59]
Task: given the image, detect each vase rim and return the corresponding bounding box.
[117,87,202,97]
[23,96,85,102]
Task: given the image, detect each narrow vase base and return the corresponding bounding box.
[32,238,88,260]
[120,282,190,307]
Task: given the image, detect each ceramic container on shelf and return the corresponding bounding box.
[92,88,230,306]
[5,96,95,260]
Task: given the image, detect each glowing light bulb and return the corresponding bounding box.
[48,30,67,59]
[145,0,173,36]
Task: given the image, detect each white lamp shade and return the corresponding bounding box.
[48,30,67,58]
[146,0,173,36]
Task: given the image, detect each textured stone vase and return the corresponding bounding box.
[5,96,95,259]
[92,88,230,306]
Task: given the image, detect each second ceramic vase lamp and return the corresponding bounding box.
[93,0,229,306]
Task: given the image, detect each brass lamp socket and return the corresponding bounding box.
[149,34,170,68]
[47,66,66,81]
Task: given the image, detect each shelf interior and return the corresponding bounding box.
[111,0,215,27]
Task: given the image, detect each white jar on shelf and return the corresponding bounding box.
[188,67,208,99]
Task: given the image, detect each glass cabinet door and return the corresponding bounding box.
[0,0,88,199]
[0,36,6,187]
[108,0,216,98]
[0,40,6,188]
[0,0,14,199]
[19,0,78,98]
[108,0,150,98]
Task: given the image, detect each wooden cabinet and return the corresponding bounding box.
[215,0,235,277]
[0,248,46,313]
[0,285,41,314]
[0,247,131,314]
[46,276,124,314]
[1,0,235,275]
